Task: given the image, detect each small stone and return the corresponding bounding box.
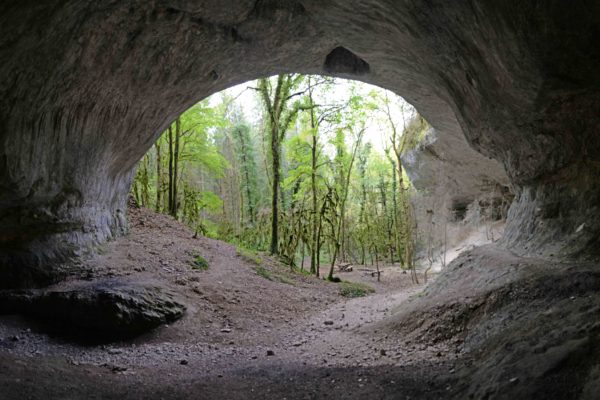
[266,350,275,356]
[180,360,188,365]
[380,349,387,356]
[107,348,122,355]
[324,320,334,326]
[509,377,519,384]
[292,341,303,347]
[220,328,232,333]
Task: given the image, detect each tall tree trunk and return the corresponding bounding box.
[168,124,174,214]
[133,179,141,206]
[141,155,150,207]
[155,139,162,212]
[310,116,318,274]
[238,132,255,223]
[171,117,181,218]
[269,125,280,255]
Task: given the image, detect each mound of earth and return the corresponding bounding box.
[376,245,600,400]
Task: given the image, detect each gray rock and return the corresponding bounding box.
[0,279,185,338]
[0,1,598,289]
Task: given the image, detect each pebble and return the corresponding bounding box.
[180,360,188,365]
[266,350,275,356]
[324,320,334,326]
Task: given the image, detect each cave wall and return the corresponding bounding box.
[402,123,513,269]
[1,0,599,287]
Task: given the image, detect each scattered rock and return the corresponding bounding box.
[324,320,334,326]
[180,360,188,365]
[266,350,275,356]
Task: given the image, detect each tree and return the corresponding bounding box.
[255,74,309,255]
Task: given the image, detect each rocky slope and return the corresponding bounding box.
[402,120,513,270]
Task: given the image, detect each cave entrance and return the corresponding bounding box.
[130,74,510,285]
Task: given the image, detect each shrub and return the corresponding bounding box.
[237,246,262,265]
[339,281,375,298]
[191,254,209,270]
[255,266,272,280]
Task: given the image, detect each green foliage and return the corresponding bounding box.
[400,116,430,154]
[236,246,262,265]
[254,266,295,285]
[131,74,422,277]
[191,254,209,270]
[339,281,375,298]
[255,266,272,280]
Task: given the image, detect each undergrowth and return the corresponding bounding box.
[236,246,262,265]
[339,281,375,298]
[255,266,295,285]
[191,254,209,270]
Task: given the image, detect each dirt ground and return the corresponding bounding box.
[3,205,597,399]
[0,206,455,399]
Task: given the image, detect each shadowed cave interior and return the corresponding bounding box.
[0,1,599,399]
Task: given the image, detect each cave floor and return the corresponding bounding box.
[2,206,595,399]
[0,206,457,399]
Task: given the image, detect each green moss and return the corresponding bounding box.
[237,246,262,265]
[191,254,209,270]
[275,274,295,285]
[401,116,430,154]
[255,266,295,285]
[255,266,272,280]
[295,268,314,277]
[339,281,375,298]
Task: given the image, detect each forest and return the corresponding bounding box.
[131,75,430,281]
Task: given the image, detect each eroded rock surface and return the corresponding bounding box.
[0,279,185,338]
[385,245,600,400]
[0,1,598,287]
[402,121,513,268]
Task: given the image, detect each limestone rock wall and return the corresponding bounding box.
[402,125,513,269]
[1,0,599,287]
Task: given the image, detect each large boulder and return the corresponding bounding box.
[0,279,186,338]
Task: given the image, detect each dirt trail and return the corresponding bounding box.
[0,206,455,399]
